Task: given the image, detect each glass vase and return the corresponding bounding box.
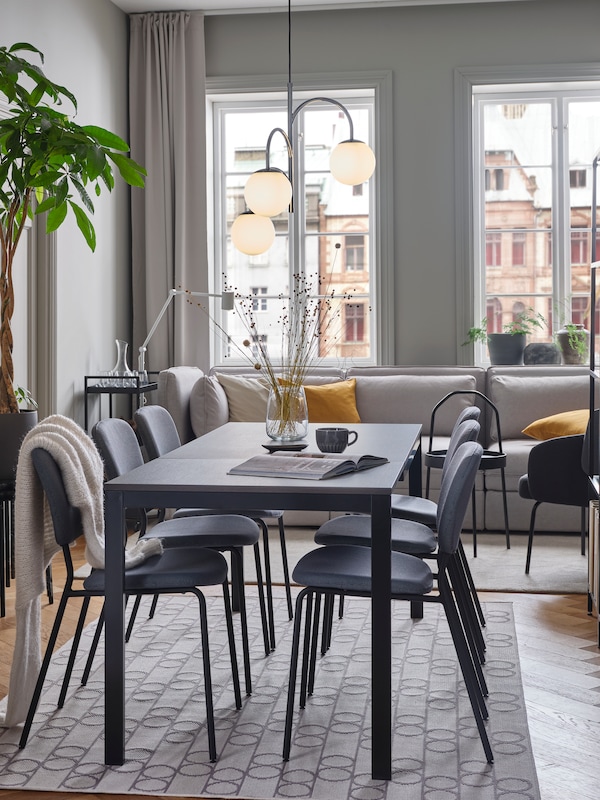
[266,385,308,442]
[110,339,134,386]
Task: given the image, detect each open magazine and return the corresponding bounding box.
[228,452,389,481]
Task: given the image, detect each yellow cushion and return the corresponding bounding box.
[522,408,589,440]
[303,379,361,424]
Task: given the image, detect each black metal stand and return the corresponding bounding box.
[84,375,158,432]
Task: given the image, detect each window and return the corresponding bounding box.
[471,83,600,360]
[208,81,381,365]
[345,234,365,271]
[512,231,526,267]
[486,232,502,267]
[344,303,365,342]
[570,169,587,188]
[571,229,588,266]
[251,286,268,312]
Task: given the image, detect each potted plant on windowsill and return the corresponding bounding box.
[465,308,546,365]
[0,43,145,476]
[556,322,590,364]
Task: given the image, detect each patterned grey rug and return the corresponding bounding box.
[0,593,540,799]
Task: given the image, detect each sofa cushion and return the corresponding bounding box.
[303,379,361,423]
[522,408,589,441]
[190,375,230,437]
[487,374,590,441]
[216,373,270,422]
[353,374,478,434]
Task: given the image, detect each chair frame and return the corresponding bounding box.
[425,389,510,555]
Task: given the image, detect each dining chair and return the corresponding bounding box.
[518,409,597,573]
[314,417,486,658]
[425,390,510,556]
[92,417,268,694]
[282,441,492,764]
[134,404,293,650]
[19,447,242,762]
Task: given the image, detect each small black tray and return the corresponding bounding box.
[261,442,308,453]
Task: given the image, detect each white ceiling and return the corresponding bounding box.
[110,0,532,17]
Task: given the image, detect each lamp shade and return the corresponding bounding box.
[244,168,292,217]
[329,139,376,186]
[231,211,275,255]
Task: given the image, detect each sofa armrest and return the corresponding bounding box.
[158,366,204,444]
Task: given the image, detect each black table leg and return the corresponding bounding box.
[370,493,392,780]
[104,489,126,765]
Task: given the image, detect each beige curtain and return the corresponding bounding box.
[129,11,210,374]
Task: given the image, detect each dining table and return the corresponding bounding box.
[103,420,422,780]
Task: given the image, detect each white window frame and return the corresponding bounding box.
[454,63,600,365]
[206,70,393,366]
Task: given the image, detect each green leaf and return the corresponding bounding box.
[83,125,129,152]
[46,201,68,232]
[34,196,56,214]
[69,200,96,252]
[107,152,146,187]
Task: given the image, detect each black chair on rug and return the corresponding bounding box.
[92,418,268,694]
[19,448,241,762]
[134,404,293,650]
[425,390,510,556]
[282,440,492,764]
[314,417,486,659]
[518,410,598,574]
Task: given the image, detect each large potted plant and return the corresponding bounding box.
[0,42,145,478]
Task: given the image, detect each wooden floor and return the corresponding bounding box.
[1,539,599,800]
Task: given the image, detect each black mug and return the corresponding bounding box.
[315,427,359,454]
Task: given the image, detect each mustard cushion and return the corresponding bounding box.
[522,408,589,440]
[303,379,361,423]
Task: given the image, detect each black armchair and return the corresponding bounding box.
[518,411,597,574]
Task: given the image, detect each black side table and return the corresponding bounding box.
[84,375,158,432]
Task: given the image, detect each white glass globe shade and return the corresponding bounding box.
[329,140,376,186]
[231,212,275,255]
[244,169,292,217]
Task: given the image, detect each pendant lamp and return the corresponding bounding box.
[231,1,376,255]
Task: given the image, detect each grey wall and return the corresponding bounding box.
[2,0,129,424]
[206,0,600,365]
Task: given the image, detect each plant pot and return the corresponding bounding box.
[0,409,38,481]
[557,324,589,365]
[487,333,526,365]
[523,342,561,365]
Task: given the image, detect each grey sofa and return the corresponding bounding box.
[157,363,592,533]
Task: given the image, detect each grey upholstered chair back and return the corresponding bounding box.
[436,441,483,554]
[135,405,181,459]
[443,419,480,473]
[92,418,144,480]
[31,448,82,548]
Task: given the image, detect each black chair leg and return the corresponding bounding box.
[45,565,54,605]
[58,596,91,708]
[283,588,310,761]
[252,542,271,657]
[525,501,541,574]
[194,589,217,763]
[472,485,478,558]
[230,548,253,696]
[500,467,511,549]
[257,518,277,651]
[278,517,294,620]
[221,581,242,710]
[82,604,105,686]
[20,589,71,748]
[458,539,486,627]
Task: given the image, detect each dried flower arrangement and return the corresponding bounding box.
[186,245,362,438]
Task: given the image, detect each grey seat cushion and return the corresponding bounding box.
[314,514,437,555]
[292,544,434,595]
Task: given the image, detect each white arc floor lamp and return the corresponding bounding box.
[137,288,235,375]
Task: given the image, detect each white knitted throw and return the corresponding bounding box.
[0,414,162,727]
